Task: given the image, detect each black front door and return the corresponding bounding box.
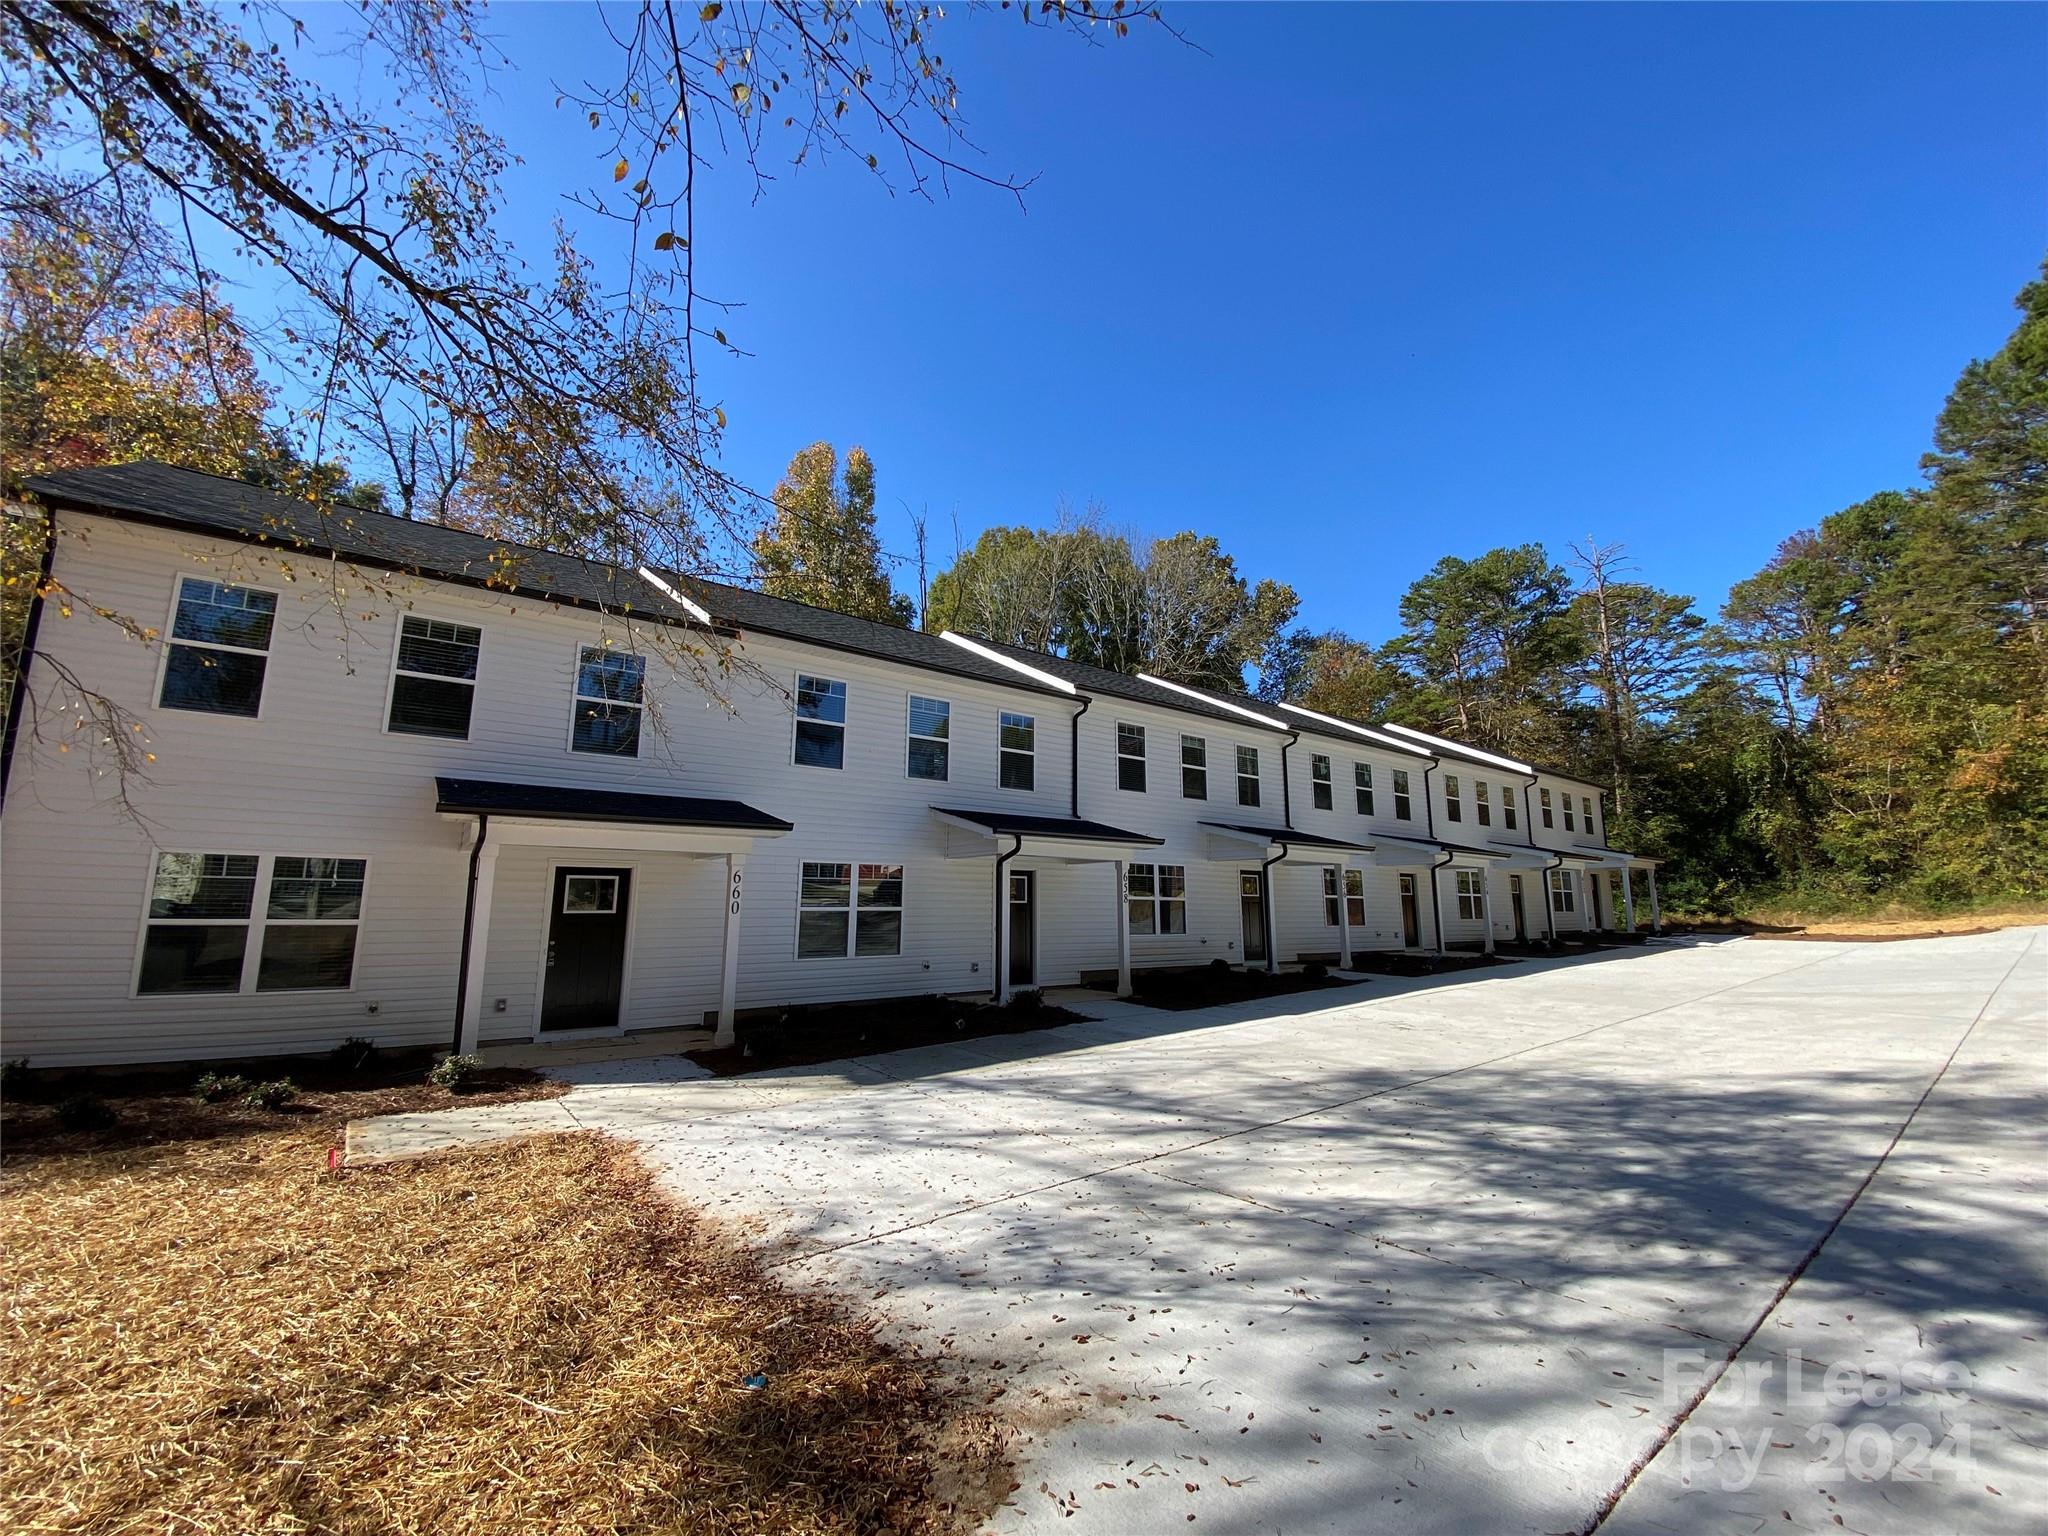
[542,867,631,1032]
[1399,873,1420,948]
[1509,874,1527,942]
[1007,871,1036,986]
[1239,871,1268,964]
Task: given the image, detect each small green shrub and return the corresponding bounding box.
[328,1036,379,1073]
[194,1071,254,1104]
[55,1094,116,1132]
[243,1078,297,1110]
[428,1053,484,1091]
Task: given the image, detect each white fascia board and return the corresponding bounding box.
[938,632,1079,695]
[636,566,714,624]
[1380,722,1535,775]
[1277,702,1434,758]
[1133,672,1290,730]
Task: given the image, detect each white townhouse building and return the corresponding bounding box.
[0,463,1660,1068]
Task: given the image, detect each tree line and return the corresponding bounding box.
[750,268,2046,915]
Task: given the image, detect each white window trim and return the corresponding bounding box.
[1354,761,1373,816]
[156,573,279,723]
[1504,784,1519,830]
[1392,768,1413,821]
[904,692,952,782]
[1475,780,1492,827]
[132,849,369,999]
[383,609,484,740]
[1310,753,1333,811]
[999,711,1036,792]
[1127,861,1188,936]
[1116,721,1147,793]
[1322,865,1341,925]
[1343,868,1367,927]
[1455,868,1485,921]
[1236,744,1261,806]
[1181,734,1208,800]
[1541,787,1555,828]
[795,860,906,960]
[1550,868,1578,913]
[566,641,646,758]
[792,671,850,770]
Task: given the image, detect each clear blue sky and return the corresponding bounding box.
[352,2,2047,637]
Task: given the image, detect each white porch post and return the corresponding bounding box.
[1622,868,1637,933]
[1334,862,1352,970]
[1648,867,1662,934]
[1263,869,1280,974]
[1479,867,1496,955]
[1431,867,1448,957]
[457,843,499,1057]
[1114,859,1133,997]
[715,852,747,1046]
[993,863,1010,1006]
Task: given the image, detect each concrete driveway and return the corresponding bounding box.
[369,929,2047,1533]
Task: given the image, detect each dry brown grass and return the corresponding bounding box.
[0,1125,1007,1535]
[1676,903,2048,942]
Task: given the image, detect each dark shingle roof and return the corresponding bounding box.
[1200,821,1372,852]
[931,807,1163,846]
[973,640,1299,734]
[435,776,792,831]
[24,461,1073,702]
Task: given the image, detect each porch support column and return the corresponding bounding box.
[1622,868,1637,934]
[1648,867,1662,934]
[715,852,747,1046]
[1478,868,1496,955]
[1262,863,1281,974]
[456,843,500,1057]
[1431,865,1448,957]
[1334,862,1352,970]
[1114,859,1133,997]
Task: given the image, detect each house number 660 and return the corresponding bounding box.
[729,867,744,917]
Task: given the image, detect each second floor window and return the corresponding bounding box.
[1311,754,1333,811]
[1475,780,1491,827]
[389,615,481,738]
[1445,773,1463,823]
[1117,722,1146,792]
[1181,735,1207,799]
[1541,787,1555,827]
[1000,712,1035,790]
[571,646,645,756]
[794,675,847,769]
[1236,745,1260,806]
[907,695,950,781]
[1563,795,1576,832]
[161,577,276,718]
[1456,868,1485,920]
[1504,786,1519,830]
[1583,795,1596,832]
[1392,768,1412,820]
[1355,762,1373,815]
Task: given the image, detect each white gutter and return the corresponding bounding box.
[939,632,1079,695]
[1277,702,1432,757]
[636,566,714,625]
[1134,672,1290,730]
[1380,722,1536,775]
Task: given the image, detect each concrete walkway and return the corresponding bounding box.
[347,931,2047,1534]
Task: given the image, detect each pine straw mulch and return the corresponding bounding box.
[0,1125,1010,1535]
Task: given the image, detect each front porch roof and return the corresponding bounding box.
[931,806,1163,858]
[1199,821,1372,856]
[435,776,792,833]
[1559,846,1662,869]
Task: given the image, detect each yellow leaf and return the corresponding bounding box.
[653,231,675,251]
[613,158,629,182]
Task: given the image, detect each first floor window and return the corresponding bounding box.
[571,645,645,755]
[1311,753,1333,810]
[1181,735,1207,799]
[138,851,364,994]
[1322,867,1341,925]
[1550,869,1577,913]
[1504,787,1519,830]
[1475,780,1491,827]
[1127,863,1188,935]
[1117,722,1147,792]
[795,675,847,769]
[389,615,482,737]
[1355,762,1373,816]
[1541,787,1555,827]
[1000,712,1036,790]
[1456,868,1485,921]
[1236,744,1261,806]
[907,695,951,780]
[1392,768,1412,820]
[161,577,276,717]
[1344,868,1366,927]
[797,861,904,957]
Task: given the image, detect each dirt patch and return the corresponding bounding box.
[1672,906,2046,942]
[1,1048,563,1164]
[692,995,1088,1077]
[1340,951,1508,979]
[1123,965,1367,1011]
[0,1126,1008,1534]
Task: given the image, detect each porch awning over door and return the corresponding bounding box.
[931,806,1162,864]
[435,776,792,854]
[1198,822,1372,861]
